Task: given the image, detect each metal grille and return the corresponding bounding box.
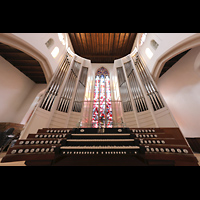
[57,61,81,113]
[117,67,133,112]
[124,61,148,112]
[72,67,88,112]
[133,54,165,111]
[40,53,71,111]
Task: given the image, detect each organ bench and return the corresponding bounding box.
[1,127,198,166]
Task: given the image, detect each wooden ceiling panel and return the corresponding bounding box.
[68,33,137,63]
[0,42,46,83]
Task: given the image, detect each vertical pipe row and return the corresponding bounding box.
[124,61,148,112]
[72,67,88,112]
[40,53,71,111]
[56,61,81,113]
[116,67,133,112]
[133,53,165,111]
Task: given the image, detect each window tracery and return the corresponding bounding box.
[92,67,113,128]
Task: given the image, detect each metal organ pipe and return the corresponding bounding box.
[56,61,81,113]
[57,71,74,112]
[72,67,88,113]
[40,54,71,111]
[117,67,133,112]
[124,61,148,113]
[58,71,75,112]
[133,54,165,111]
[138,58,163,110]
[137,59,158,110]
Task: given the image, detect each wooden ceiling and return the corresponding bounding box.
[159,49,191,78]
[68,33,137,63]
[0,42,46,83]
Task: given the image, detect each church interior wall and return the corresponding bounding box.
[157,46,200,137]
[0,55,36,123]
[19,84,47,125]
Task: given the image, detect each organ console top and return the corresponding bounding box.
[1,127,198,166]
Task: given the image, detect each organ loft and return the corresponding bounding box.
[0,33,199,166]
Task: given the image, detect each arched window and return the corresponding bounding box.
[92,67,113,128]
[139,33,147,46]
[58,33,66,46]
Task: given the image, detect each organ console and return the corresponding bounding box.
[1,127,198,166]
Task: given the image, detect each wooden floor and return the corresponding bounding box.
[0,152,200,166]
[194,153,200,166]
[0,152,25,166]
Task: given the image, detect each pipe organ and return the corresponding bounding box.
[12,48,193,166]
[21,49,178,139]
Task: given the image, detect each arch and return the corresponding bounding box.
[152,33,200,83]
[194,51,200,76]
[95,66,109,77]
[0,33,53,84]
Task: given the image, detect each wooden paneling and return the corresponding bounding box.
[68,33,137,63]
[0,42,46,83]
[186,138,200,153]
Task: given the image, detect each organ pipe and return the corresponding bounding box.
[116,67,133,112]
[40,53,71,111]
[72,67,88,112]
[124,61,148,112]
[57,61,81,113]
[133,53,165,111]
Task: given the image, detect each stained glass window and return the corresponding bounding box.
[92,67,113,128]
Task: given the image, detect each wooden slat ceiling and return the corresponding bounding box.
[0,42,46,83]
[68,33,137,63]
